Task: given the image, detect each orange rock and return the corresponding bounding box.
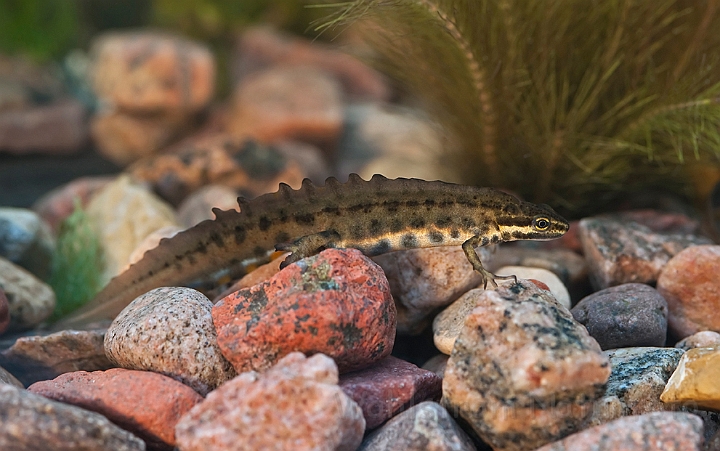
[29,368,202,449]
[213,248,396,373]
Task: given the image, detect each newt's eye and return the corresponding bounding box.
[533,217,550,230]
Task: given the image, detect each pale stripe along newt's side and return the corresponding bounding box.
[56,173,569,328]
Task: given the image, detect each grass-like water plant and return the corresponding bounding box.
[316,0,720,215]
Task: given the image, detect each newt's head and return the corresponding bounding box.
[495,200,569,241]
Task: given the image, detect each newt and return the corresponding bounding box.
[56,173,569,328]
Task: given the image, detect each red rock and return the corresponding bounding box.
[91,32,214,112]
[657,245,720,338]
[32,176,112,233]
[233,26,389,101]
[228,67,343,148]
[29,368,202,449]
[0,288,8,334]
[339,356,441,429]
[175,353,365,451]
[534,411,703,451]
[213,248,395,373]
[0,100,88,155]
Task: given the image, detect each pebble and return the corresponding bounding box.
[213,248,395,373]
[213,252,286,301]
[676,331,720,351]
[661,347,720,411]
[0,287,8,334]
[29,368,203,449]
[0,329,112,387]
[657,245,720,338]
[0,383,145,451]
[0,364,22,387]
[104,287,236,395]
[127,134,309,206]
[0,256,55,332]
[176,184,240,227]
[358,401,476,451]
[571,283,668,350]
[175,352,365,451]
[372,246,487,334]
[91,31,214,112]
[534,411,703,451]
[339,356,442,429]
[233,26,390,101]
[422,354,449,379]
[442,280,610,451]
[432,288,484,355]
[578,215,710,290]
[86,175,179,283]
[0,207,54,279]
[228,66,344,148]
[31,176,112,233]
[586,347,683,426]
[495,265,571,308]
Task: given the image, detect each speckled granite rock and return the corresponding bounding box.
[578,216,710,290]
[0,364,22,387]
[661,347,720,411]
[0,207,54,279]
[339,356,442,429]
[105,287,236,395]
[494,265,571,308]
[358,401,476,451]
[29,368,202,449]
[657,245,720,338]
[0,256,55,332]
[676,331,720,351]
[571,283,668,350]
[534,411,703,451]
[442,280,610,451]
[0,383,145,451]
[587,347,683,426]
[0,329,113,387]
[213,248,395,374]
[373,246,487,334]
[175,353,365,451]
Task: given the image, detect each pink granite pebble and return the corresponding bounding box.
[175,352,365,451]
[29,368,202,449]
[339,356,442,429]
[213,248,395,373]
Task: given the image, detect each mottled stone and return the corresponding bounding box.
[0,207,54,279]
[32,176,112,233]
[442,280,610,451]
[0,383,145,451]
[0,364,22,387]
[0,287,8,334]
[373,246,488,334]
[535,411,703,451]
[578,216,710,290]
[233,26,389,101]
[228,67,343,147]
[661,347,720,411]
[0,99,88,155]
[658,245,720,338]
[0,257,55,332]
[422,354,449,379]
[105,287,236,395]
[571,283,668,350]
[128,134,308,206]
[339,356,442,429]
[214,248,395,373]
[676,331,720,351]
[495,266,571,308]
[587,347,684,426]
[29,368,202,449]
[0,329,112,387]
[91,32,214,112]
[359,401,476,451]
[176,184,240,228]
[175,353,365,451]
[86,175,178,283]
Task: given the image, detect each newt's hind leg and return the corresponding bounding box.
[462,235,517,289]
[276,230,341,268]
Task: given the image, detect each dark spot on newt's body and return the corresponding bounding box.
[234,225,246,244]
[370,219,383,235]
[258,216,271,231]
[405,200,420,208]
[209,232,225,248]
[390,219,404,233]
[424,199,436,210]
[402,234,418,248]
[429,231,444,243]
[275,231,290,244]
[322,206,341,216]
[370,239,392,255]
[350,223,365,240]
[278,209,289,223]
[295,213,315,225]
[461,217,476,228]
[436,216,452,228]
[384,200,400,212]
[410,217,425,229]
[194,242,208,254]
[451,229,460,239]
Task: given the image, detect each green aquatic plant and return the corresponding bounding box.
[49,200,103,320]
[316,0,720,215]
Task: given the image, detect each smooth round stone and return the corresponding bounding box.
[494,265,571,308]
[676,331,720,351]
[104,287,236,395]
[0,207,54,279]
[571,283,668,350]
[0,256,55,332]
[433,288,484,355]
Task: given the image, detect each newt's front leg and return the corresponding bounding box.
[462,235,517,289]
[276,230,342,268]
